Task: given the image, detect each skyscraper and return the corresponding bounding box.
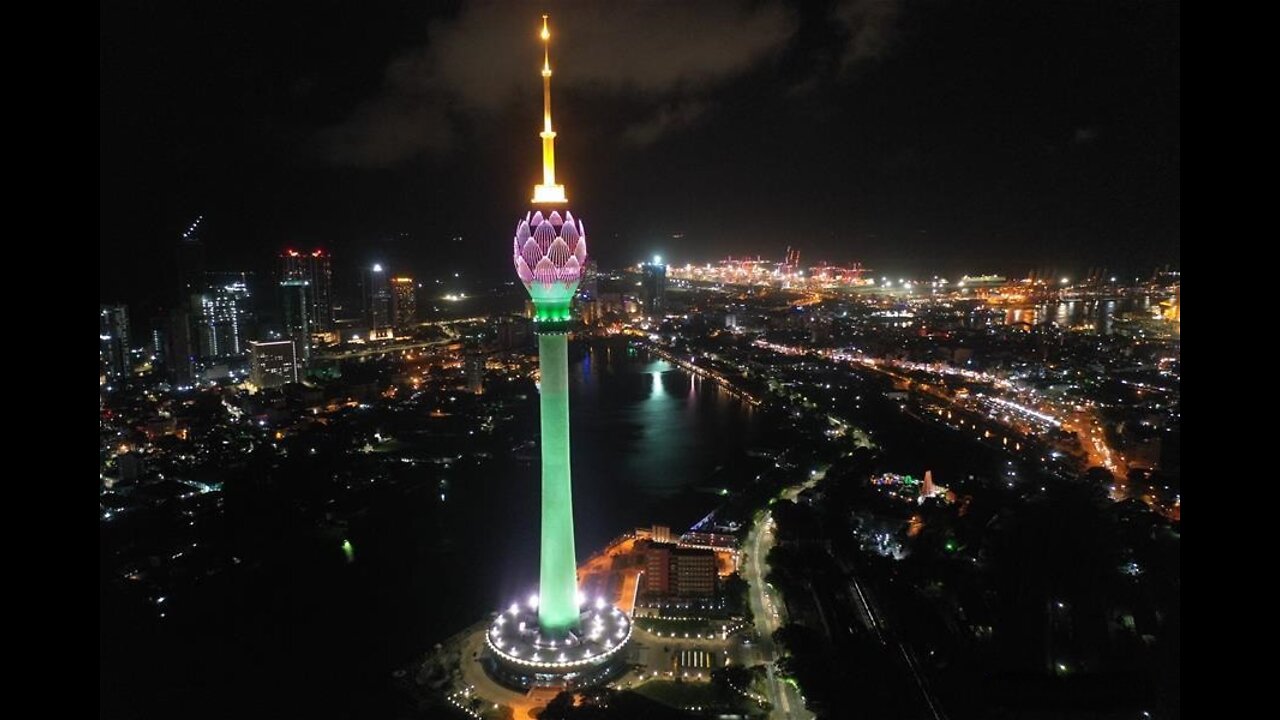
[176,215,206,301]
[280,249,334,331]
[361,264,390,332]
[641,257,667,317]
[466,353,485,395]
[279,279,311,363]
[390,276,416,329]
[100,304,131,382]
[194,273,252,359]
[165,306,195,386]
[169,216,205,385]
[249,340,298,389]
[486,16,631,690]
[577,259,600,325]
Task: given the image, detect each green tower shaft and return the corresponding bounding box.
[536,328,579,634]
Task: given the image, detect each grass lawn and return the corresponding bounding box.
[631,680,768,718]
[632,680,722,708]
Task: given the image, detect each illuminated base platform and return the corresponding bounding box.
[483,600,633,690]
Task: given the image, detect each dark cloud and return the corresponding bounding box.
[622,98,710,146]
[836,0,900,67]
[101,0,1179,309]
[316,93,453,168]
[1074,126,1100,144]
[318,0,899,166]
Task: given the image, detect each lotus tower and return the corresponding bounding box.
[483,15,632,690]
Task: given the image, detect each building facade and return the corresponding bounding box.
[279,279,311,362]
[641,260,667,316]
[249,340,298,389]
[361,264,391,331]
[280,249,334,331]
[390,276,416,329]
[194,274,252,359]
[100,304,131,381]
[643,543,717,597]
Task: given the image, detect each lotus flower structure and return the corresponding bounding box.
[514,210,587,299]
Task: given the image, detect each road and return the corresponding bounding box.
[741,474,820,720]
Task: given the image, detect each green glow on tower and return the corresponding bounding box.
[536,327,579,634]
[529,284,575,323]
[511,16,589,638]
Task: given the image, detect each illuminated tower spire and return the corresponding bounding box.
[533,15,566,204]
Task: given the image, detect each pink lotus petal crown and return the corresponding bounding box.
[513,210,587,291]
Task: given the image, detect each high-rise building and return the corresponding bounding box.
[100,304,131,382]
[195,273,252,359]
[361,264,391,331]
[596,273,628,318]
[643,543,718,597]
[485,16,630,691]
[249,340,298,389]
[165,307,196,386]
[579,258,599,299]
[641,258,667,317]
[169,217,207,384]
[146,316,167,362]
[577,259,599,325]
[280,249,334,331]
[280,279,311,362]
[278,254,314,363]
[390,276,417,329]
[176,215,206,302]
[494,316,532,351]
[465,353,486,395]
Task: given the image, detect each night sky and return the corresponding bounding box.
[101,0,1179,311]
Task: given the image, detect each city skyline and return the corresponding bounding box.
[101,4,1179,719]
[101,1,1179,310]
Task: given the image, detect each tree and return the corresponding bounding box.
[539,691,576,720]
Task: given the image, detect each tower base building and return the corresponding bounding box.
[484,599,632,690]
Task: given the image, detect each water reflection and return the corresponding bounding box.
[1001,295,1162,334]
[568,346,762,550]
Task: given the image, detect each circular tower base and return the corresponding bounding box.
[483,602,633,690]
